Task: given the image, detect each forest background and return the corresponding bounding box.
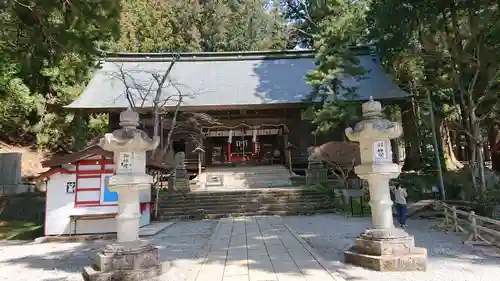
[2,0,500,206]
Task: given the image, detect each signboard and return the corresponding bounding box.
[101,175,118,204]
[117,152,134,174]
[374,140,387,159]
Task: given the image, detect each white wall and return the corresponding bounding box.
[45,171,151,236]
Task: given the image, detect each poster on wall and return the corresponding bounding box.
[66,181,76,193]
[101,175,118,204]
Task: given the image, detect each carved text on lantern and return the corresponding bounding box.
[374,141,387,159]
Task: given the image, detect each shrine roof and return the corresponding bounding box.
[66,47,408,111]
[41,145,111,168]
[41,145,170,171]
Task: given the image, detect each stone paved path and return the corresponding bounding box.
[283,215,500,281]
[191,216,341,281]
[1,215,498,281]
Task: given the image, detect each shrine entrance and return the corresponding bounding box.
[202,124,287,166]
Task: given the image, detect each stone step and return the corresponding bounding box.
[197,165,293,188]
[157,201,331,213]
[158,198,330,208]
[158,199,330,208]
[158,194,330,201]
[159,205,333,216]
[157,197,329,206]
[203,165,288,171]
[158,208,335,221]
[157,189,323,198]
[154,187,334,221]
[158,201,331,212]
[157,192,328,200]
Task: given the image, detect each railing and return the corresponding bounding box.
[438,202,500,247]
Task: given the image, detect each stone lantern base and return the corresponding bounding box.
[344,228,427,271]
[82,242,168,281]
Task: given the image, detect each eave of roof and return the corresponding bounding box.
[42,145,173,171]
[102,49,316,62]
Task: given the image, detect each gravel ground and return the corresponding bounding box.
[0,220,217,281]
[283,214,500,281]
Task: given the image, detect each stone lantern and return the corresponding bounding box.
[82,108,165,281]
[193,146,205,177]
[285,142,296,173]
[343,97,427,271]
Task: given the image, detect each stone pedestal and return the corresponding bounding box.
[83,243,167,281]
[82,108,166,281]
[344,228,427,271]
[343,97,427,271]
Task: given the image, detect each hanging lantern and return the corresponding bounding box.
[228,130,233,143]
[252,128,257,143]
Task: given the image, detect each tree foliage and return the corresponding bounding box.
[282,0,500,194]
[110,0,292,52]
[283,0,368,132]
[0,0,291,153]
[0,0,121,151]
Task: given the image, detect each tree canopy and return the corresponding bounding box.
[3,0,500,196]
[0,0,291,152]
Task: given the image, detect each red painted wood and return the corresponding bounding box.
[74,163,80,207]
[79,159,113,165]
[74,203,118,208]
[75,200,101,206]
[78,174,102,179]
[75,188,101,192]
[78,169,113,175]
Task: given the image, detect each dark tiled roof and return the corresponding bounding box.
[66,49,407,110]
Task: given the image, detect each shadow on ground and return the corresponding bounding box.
[1,215,500,281]
[283,215,500,281]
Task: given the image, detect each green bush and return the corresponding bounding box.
[303,181,343,209]
[303,181,370,215]
[472,185,500,217]
[396,172,435,200]
[396,170,476,201]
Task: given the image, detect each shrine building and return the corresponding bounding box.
[66,47,407,172]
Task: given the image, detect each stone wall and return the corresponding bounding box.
[0,153,34,195]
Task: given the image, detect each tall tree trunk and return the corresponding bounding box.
[440,120,463,170]
[401,100,422,171]
[391,139,400,164]
[488,122,500,172]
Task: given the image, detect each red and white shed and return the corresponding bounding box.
[39,145,165,236]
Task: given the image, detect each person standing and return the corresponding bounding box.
[392,184,408,228]
[431,185,440,200]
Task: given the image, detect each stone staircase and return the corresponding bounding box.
[157,189,335,220]
[195,165,293,190]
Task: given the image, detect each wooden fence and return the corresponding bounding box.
[438,202,500,247]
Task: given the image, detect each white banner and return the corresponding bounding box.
[204,128,281,137]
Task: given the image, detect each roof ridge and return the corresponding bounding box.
[99,45,374,62]
[103,49,313,58]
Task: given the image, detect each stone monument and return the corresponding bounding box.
[343,97,427,271]
[82,108,166,281]
[306,146,328,185]
[173,151,190,192]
